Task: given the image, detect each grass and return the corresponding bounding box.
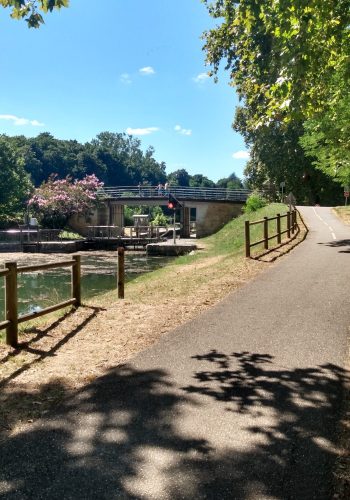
[333,206,350,225]
[96,202,291,306]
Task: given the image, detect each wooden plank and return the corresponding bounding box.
[118,247,125,299]
[277,214,281,244]
[17,260,75,274]
[264,217,269,249]
[72,255,81,306]
[0,320,10,331]
[5,262,18,347]
[18,298,76,324]
[245,220,251,258]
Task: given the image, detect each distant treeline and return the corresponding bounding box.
[1,131,242,189]
[0,131,243,226]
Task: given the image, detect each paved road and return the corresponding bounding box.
[1,206,350,499]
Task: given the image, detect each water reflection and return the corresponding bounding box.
[0,252,172,318]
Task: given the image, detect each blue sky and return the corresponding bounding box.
[0,0,250,182]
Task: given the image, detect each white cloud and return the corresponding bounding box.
[174,124,192,136]
[126,127,159,136]
[232,150,250,159]
[120,73,132,84]
[139,66,155,75]
[0,114,44,127]
[193,72,209,83]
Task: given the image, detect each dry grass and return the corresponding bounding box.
[333,207,350,225]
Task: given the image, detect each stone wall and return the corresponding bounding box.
[195,202,244,238]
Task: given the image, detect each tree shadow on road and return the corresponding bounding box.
[181,350,349,499]
[319,239,350,253]
[0,354,348,499]
[0,365,211,499]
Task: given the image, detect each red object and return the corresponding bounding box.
[344,192,349,197]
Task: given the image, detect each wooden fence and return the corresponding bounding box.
[0,255,81,347]
[245,210,298,258]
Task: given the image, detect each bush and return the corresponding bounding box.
[152,212,169,226]
[28,174,103,229]
[243,193,267,213]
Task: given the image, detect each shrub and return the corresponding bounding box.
[243,193,267,213]
[28,174,103,228]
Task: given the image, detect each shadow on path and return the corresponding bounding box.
[0,353,348,499]
[181,350,349,499]
[319,239,350,253]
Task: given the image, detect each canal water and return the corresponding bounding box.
[0,251,172,319]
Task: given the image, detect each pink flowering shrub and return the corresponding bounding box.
[28,174,104,228]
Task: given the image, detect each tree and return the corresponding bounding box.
[216,172,242,189]
[300,69,350,184]
[202,0,349,200]
[167,169,190,187]
[202,0,350,127]
[28,174,103,228]
[0,0,69,27]
[0,137,32,226]
[189,174,215,188]
[1,131,168,188]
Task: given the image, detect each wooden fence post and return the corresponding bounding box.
[5,261,18,347]
[118,247,125,299]
[72,255,81,306]
[277,214,281,244]
[287,212,291,238]
[264,217,269,249]
[245,220,251,258]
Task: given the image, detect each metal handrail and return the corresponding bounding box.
[97,186,251,202]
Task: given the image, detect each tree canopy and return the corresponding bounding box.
[202,0,350,199]
[0,137,32,226]
[203,0,350,126]
[2,132,168,188]
[0,0,69,27]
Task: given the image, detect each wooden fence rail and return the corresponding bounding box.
[245,210,298,258]
[0,255,81,347]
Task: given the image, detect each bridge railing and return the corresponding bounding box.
[97,186,251,202]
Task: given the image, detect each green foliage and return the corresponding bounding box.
[243,193,267,214]
[167,169,190,187]
[203,0,350,126]
[189,174,215,188]
[0,137,32,225]
[0,0,69,27]
[202,0,349,202]
[2,132,167,188]
[151,207,169,226]
[216,172,243,189]
[59,230,83,240]
[300,72,350,184]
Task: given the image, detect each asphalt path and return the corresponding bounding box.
[1,206,350,499]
